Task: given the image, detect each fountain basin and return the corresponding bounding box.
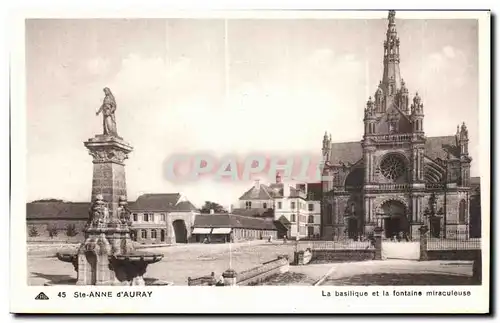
[53,250,166,286]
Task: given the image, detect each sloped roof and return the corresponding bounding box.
[26,202,90,220]
[470,177,481,193]
[277,215,291,225]
[129,193,181,212]
[239,183,305,200]
[273,220,289,233]
[238,185,273,200]
[424,136,460,161]
[174,200,198,212]
[193,213,277,230]
[231,208,274,218]
[329,141,363,165]
[328,136,460,166]
[27,193,197,219]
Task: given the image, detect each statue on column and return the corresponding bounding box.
[118,195,132,226]
[89,194,108,226]
[96,87,118,136]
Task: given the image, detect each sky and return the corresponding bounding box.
[25,15,480,208]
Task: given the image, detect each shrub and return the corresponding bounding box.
[28,226,39,237]
[47,226,59,238]
[65,224,78,237]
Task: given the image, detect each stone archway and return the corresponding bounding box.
[172,220,188,243]
[378,199,409,239]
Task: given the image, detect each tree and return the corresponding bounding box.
[47,226,59,238]
[200,201,228,214]
[65,224,78,237]
[28,226,39,237]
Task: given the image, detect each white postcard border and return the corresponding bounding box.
[9,9,491,314]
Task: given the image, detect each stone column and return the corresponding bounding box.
[364,151,370,183]
[412,150,417,181]
[222,269,238,286]
[363,197,369,223]
[373,226,384,260]
[84,135,133,219]
[77,135,134,286]
[418,225,429,261]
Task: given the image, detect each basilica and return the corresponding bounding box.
[321,11,476,240]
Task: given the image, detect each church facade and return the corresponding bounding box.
[321,11,474,240]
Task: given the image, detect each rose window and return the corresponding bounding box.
[380,154,406,181]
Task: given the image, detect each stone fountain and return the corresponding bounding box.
[55,87,165,286]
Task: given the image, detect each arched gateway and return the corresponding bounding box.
[379,200,410,238]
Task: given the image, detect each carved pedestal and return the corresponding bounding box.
[373,226,384,260]
[418,225,429,261]
[76,135,136,285]
[84,135,133,212]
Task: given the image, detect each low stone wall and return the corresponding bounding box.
[427,249,481,261]
[310,249,376,263]
[236,256,290,286]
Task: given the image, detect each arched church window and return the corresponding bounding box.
[459,200,466,223]
[380,154,406,182]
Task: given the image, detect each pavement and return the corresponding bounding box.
[315,260,473,286]
[27,240,474,286]
[27,240,295,285]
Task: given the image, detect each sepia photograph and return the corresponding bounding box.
[10,8,490,314]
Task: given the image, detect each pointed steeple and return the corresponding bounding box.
[382,10,402,94]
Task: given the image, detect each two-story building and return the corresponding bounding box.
[235,173,322,239]
[128,193,199,244]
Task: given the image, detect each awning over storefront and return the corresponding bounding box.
[211,228,232,234]
[192,228,212,234]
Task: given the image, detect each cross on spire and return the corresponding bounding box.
[382,10,402,92]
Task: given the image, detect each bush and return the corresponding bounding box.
[65,224,78,237]
[28,226,39,237]
[47,226,59,238]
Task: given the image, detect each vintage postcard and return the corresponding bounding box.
[10,9,490,314]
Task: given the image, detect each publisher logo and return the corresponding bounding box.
[35,292,49,300]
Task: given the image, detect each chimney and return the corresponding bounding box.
[254,179,260,189]
[283,184,291,198]
[276,172,282,184]
[210,209,214,214]
[228,204,233,213]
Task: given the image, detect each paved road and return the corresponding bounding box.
[27,240,298,285]
[27,241,475,286]
[319,260,473,285]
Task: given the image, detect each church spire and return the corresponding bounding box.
[382,10,402,94]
